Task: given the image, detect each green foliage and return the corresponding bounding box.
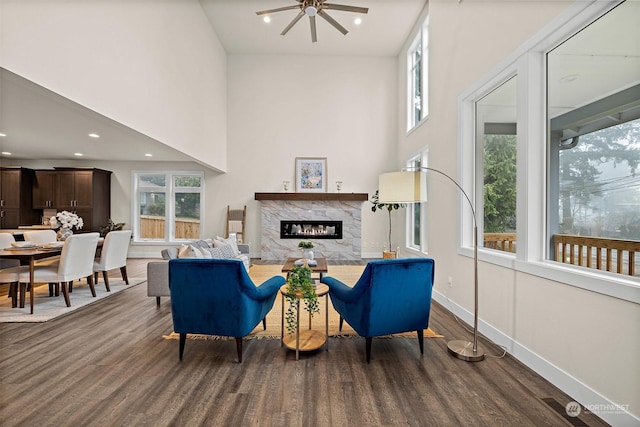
[370,190,406,250]
[99,219,125,238]
[284,265,319,336]
[483,135,517,233]
[297,241,314,249]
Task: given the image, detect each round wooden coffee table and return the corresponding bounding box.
[280,283,329,360]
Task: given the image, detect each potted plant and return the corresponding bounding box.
[99,219,125,238]
[284,264,319,335]
[297,240,315,260]
[370,190,406,258]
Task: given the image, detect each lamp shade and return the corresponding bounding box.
[378,171,427,203]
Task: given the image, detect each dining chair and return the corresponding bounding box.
[24,229,62,295]
[0,233,25,307]
[23,229,57,244]
[18,232,100,307]
[93,230,132,291]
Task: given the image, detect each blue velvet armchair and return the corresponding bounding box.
[320,258,435,362]
[169,258,286,362]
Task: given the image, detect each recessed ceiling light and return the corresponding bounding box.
[145,153,153,157]
[74,152,84,157]
[0,133,6,137]
[263,16,271,23]
[1,152,11,156]
[88,133,100,138]
[354,17,362,25]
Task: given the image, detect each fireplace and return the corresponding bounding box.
[280,220,343,239]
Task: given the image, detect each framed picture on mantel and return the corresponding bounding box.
[295,157,327,192]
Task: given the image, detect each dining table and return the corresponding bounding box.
[0,246,64,314]
[0,238,103,314]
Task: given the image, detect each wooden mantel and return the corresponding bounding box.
[254,192,368,202]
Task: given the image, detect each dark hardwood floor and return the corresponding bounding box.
[0,259,608,426]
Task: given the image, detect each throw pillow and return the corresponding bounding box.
[214,236,241,256]
[205,247,226,259]
[178,244,204,259]
[216,242,237,259]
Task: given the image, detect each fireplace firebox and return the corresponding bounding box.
[280,220,342,239]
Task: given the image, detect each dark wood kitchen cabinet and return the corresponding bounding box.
[0,167,40,228]
[32,170,57,208]
[53,168,111,232]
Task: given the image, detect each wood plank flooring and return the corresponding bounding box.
[0,259,609,427]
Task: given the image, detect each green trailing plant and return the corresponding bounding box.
[370,190,406,252]
[297,240,314,249]
[99,219,125,238]
[284,264,319,335]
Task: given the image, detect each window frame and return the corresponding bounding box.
[405,149,429,254]
[458,0,639,303]
[406,15,429,132]
[132,170,205,244]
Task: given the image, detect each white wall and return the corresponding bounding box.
[0,0,227,170]
[225,54,398,256]
[396,1,639,424]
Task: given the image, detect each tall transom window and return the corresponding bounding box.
[407,15,429,132]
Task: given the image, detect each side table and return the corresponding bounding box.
[280,283,329,360]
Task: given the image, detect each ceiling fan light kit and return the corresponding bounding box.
[256,0,368,43]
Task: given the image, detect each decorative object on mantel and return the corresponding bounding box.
[295,157,327,193]
[336,181,343,193]
[370,190,406,259]
[284,264,319,335]
[99,219,125,238]
[49,210,83,241]
[283,180,290,192]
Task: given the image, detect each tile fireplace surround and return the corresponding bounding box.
[255,193,368,261]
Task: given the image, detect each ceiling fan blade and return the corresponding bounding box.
[310,15,317,43]
[256,5,300,16]
[323,4,369,14]
[281,11,305,36]
[317,10,348,35]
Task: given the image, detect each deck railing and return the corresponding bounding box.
[484,232,640,277]
[553,234,639,277]
[483,233,517,253]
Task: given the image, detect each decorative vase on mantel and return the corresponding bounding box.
[301,249,314,261]
[57,228,73,241]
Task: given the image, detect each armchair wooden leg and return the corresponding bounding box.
[365,337,372,363]
[94,272,99,284]
[120,266,129,285]
[235,337,243,363]
[156,296,161,306]
[417,329,424,355]
[69,280,73,293]
[262,317,267,330]
[339,316,344,332]
[102,271,110,292]
[87,275,96,297]
[61,282,71,307]
[48,283,54,297]
[179,333,186,360]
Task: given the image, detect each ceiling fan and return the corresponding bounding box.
[256,0,369,43]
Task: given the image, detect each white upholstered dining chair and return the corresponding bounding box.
[93,230,132,291]
[23,229,57,244]
[0,233,26,307]
[18,232,100,307]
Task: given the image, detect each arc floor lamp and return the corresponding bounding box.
[378,168,485,362]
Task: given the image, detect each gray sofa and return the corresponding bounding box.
[147,243,250,305]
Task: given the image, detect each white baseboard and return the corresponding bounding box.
[432,290,639,427]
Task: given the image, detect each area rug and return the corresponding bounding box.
[163,264,443,341]
[0,278,145,323]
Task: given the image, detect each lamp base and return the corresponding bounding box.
[447,340,485,362]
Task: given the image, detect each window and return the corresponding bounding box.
[406,150,428,253]
[133,171,204,243]
[476,77,518,253]
[460,0,639,300]
[546,1,639,272]
[407,16,429,131]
